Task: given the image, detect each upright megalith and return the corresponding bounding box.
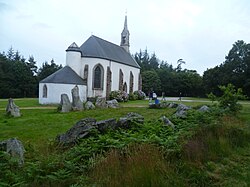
[6,98,21,117]
[95,97,107,108]
[71,85,83,111]
[60,94,72,113]
[0,138,25,166]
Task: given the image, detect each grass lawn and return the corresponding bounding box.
[0,98,249,186]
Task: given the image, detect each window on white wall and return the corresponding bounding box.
[93,64,104,89]
[43,84,47,98]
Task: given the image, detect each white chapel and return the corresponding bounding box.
[39,16,142,104]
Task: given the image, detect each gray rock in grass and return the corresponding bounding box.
[0,138,25,166]
[6,98,21,117]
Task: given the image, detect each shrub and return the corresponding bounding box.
[133,90,146,100]
[218,84,245,113]
[129,93,138,101]
[110,90,129,102]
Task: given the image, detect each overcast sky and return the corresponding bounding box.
[1,0,250,75]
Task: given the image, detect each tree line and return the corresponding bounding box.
[134,49,203,97]
[1,40,249,99]
[0,47,62,98]
[135,40,250,99]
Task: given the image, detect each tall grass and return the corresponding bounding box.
[90,144,169,187]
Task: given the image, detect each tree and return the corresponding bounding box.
[37,59,62,81]
[176,59,186,71]
[218,83,245,113]
[26,55,38,75]
[141,70,161,95]
[203,40,250,98]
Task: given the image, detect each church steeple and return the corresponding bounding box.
[120,15,130,53]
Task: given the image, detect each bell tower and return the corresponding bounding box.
[120,15,130,53]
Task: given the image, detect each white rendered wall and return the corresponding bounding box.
[39,83,87,104]
[110,61,140,92]
[82,57,140,98]
[82,57,110,98]
[66,51,82,76]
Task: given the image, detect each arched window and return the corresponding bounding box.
[43,84,47,98]
[93,64,104,89]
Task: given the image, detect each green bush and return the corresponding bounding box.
[129,93,138,101]
[134,90,146,100]
[110,90,129,102]
[218,84,245,113]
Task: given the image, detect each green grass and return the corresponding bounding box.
[0,98,41,109]
[0,98,250,186]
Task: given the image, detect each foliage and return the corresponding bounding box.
[218,83,245,113]
[133,90,146,100]
[203,40,250,98]
[134,48,204,97]
[207,92,216,103]
[0,50,37,98]
[0,48,62,98]
[37,59,62,82]
[109,90,129,102]
[141,70,161,95]
[128,92,137,101]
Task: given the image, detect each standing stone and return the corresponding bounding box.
[95,97,107,108]
[106,99,119,108]
[71,85,83,111]
[0,138,25,166]
[84,101,95,110]
[60,94,72,112]
[6,98,21,117]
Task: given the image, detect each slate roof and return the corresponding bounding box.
[40,66,86,85]
[79,35,140,68]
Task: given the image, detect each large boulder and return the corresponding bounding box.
[95,97,107,108]
[173,104,191,118]
[106,99,119,108]
[0,138,25,165]
[96,118,117,133]
[6,98,21,117]
[84,101,95,110]
[71,85,83,111]
[60,94,72,113]
[198,105,210,112]
[177,103,191,111]
[117,112,144,129]
[174,109,187,118]
[56,118,97,145]
[159,116,175,129]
